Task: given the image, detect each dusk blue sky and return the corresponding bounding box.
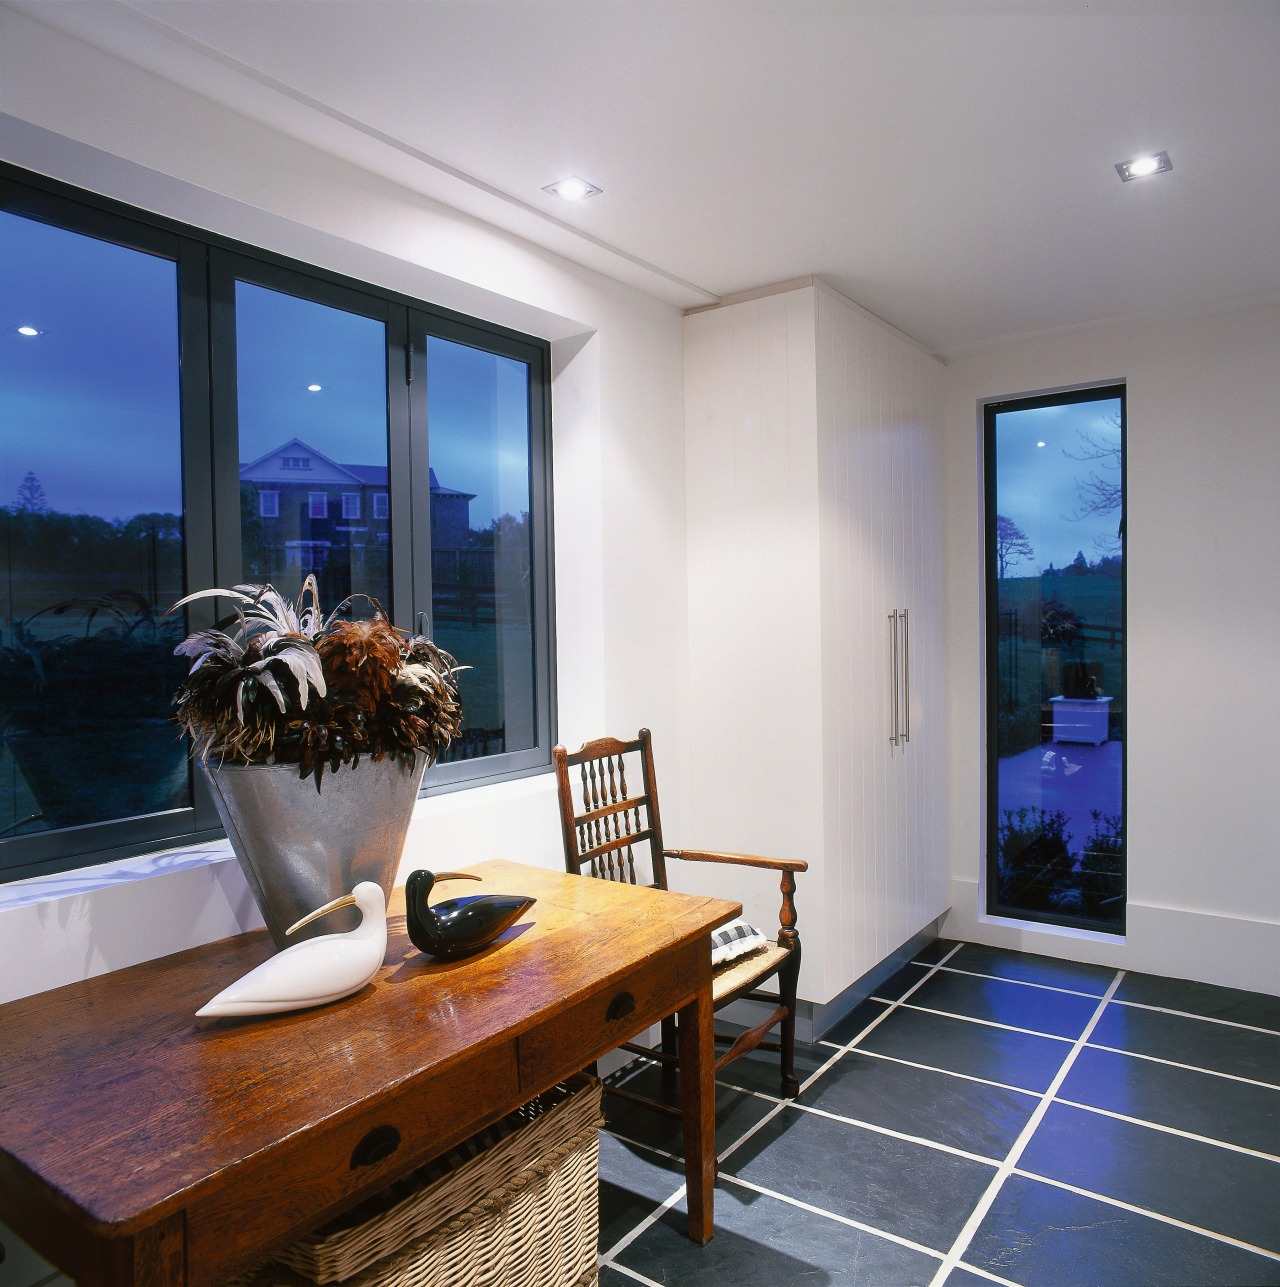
[993,396,1123,574]
[1,210,183,520]
[3,211,530,531]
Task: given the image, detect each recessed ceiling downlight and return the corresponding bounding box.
[542,176,602,202]
[1115,151,1172,182]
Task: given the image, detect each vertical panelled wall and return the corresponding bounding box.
[682,289,827,996]
[683,283,948,1008]
[816,287,948,1001]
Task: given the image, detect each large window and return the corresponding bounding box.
[0,166,555,882]
[985,385,1125,932]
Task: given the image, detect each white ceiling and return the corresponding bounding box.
[17,0,1280,356]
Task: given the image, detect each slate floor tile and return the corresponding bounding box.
[1020,1101,1280,1253]
[1090,1004,1280,1085]
[856,1003,1072,1093]
[966,1173,1280,1287]
[943,1268,1018,1287]
[712,1035,832,1099]
[0,1220,57,1285]
[599,1267,655,1287]
[913,938,963,966]
[596,947,1280,1287]
[1115,972,1280,1033]
[872,961,933,1002]
[822,997,895,1048]
[908,969,1099,1040]
[597,1129,686,1253]
[613,1175,943,1287]
[799,1049,1040,1159]
[602,1062,777,1159]
[947,944,1117,995]
[1060,1045,1280,1157]
[720,1104,996,1251]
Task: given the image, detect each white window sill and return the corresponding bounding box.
[0,840,238,913]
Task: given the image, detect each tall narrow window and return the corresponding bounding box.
[985,386,1126,931]
[235,279,390,611]
[0,210,190,852]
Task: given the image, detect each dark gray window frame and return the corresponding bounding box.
[983,382,1127,934]
[1,162,557,884]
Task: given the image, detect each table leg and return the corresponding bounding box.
[131,1215,186,1287]
[677,980,716,1244]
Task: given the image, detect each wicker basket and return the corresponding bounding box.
[235,1075,603,1287]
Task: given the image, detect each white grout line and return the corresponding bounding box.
[601,947,1279,1281]
[1009,1168,1280,1262]
[597,1181,688,1264]
[1110,998,1280,1037]
[1053,1097,1280,1163]
[717,1170,946,1261]
[785,1099,1002,1166]
[839,1046,1042,1097]
[1085,1043,1280,1091]
[837,942,969,1052]
[926,967,1127,1287]
[930,961,1109,1001]
[893,1000,1077,1043]
[597,1262,663,1286]
[946,1263,1025,1287]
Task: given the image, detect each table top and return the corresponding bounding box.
[0,860,739,1239]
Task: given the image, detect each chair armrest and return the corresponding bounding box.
[667,848,808,874]
[667,849,804,952]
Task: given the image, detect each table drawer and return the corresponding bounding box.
[517,938,703,1092]
[185,1040,518,1286]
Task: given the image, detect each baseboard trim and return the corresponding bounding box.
[943,877,1280,996]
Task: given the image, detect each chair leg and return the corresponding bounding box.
[778,947,802,1098]
[660,1013,679,1102]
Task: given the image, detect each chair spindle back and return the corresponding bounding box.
[552,728,669,889]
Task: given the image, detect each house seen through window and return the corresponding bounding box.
[0,166,554,883]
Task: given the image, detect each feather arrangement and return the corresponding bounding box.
[170,578,462,788]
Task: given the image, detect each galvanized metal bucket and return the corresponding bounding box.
[202,754,427,949]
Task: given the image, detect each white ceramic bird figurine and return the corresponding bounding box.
[196,881,388,1018]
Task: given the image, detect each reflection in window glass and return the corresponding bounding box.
[236,282,390,611]
[987,388,1125,930]
[0,211,189,847]
[426,336,535,761]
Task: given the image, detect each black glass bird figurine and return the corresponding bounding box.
[404,869,536,960]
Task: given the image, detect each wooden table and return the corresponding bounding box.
[0,860,740,1285]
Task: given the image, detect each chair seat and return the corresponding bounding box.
[711,941,790,1005]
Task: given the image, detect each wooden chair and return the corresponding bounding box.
[552,728,807,1108]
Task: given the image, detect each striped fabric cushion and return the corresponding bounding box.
[710,917,768,966]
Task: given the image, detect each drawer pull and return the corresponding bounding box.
[606,991,636,1023]
[350,1124,400,1169]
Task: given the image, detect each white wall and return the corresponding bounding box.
[941,302,1280,995]
[0,10,690,1003]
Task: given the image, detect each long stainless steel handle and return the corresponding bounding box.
[888,610,900,746]
[902,607,910,744]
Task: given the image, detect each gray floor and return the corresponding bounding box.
[597,940,1280,1287]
